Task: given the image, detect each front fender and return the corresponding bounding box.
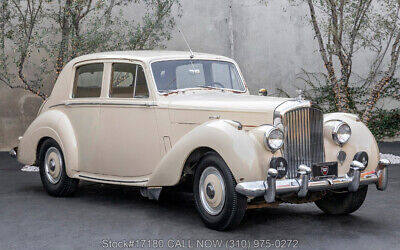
[324,113,380,175]
[147,120,274,186]
[17,109,78,176]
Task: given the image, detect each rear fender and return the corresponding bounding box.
[17,109,78,177]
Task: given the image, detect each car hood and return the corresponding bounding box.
[166,92,291,126]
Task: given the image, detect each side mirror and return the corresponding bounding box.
[258,88,268,96]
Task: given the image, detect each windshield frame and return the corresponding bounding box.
[149,58,248,95]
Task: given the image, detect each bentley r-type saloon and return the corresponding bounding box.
[10,51,390,230]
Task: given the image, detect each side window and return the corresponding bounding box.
[110,63,149,98]
[73,63,104,98]
[110,63,136,98]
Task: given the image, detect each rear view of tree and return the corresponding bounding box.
[0,0,180,99]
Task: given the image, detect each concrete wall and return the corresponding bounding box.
[0,85,43,150]
[0,0,395,150]
[164,0,324,94]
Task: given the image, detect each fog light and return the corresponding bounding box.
[353,151,368,167]
[270,157,288,179]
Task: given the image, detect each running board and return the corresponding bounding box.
[75,172,149,186]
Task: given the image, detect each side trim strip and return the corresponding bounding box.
[78,175,148,184]
[66,102,100,106]
[49,103,67,108]
[50,102,157,108]
[100,102,157,107]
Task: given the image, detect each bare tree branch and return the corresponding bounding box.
[307,0,349,111]
[363,30,400,122]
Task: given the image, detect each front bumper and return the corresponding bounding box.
[236,159,390,203]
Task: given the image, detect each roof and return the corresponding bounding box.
[68,50,233,64]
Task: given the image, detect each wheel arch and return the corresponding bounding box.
[147,120,267,187]
[184,147,217,171]
[36,136,53,165]
[17,109,78,177]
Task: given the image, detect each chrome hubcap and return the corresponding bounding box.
[199,166,225,215]
[44,147,62,184]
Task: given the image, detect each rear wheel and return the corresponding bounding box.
[193,152,247,231]
[315,186,368,215]
[39,138,79,197]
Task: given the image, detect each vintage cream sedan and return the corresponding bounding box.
[11,51,390,230]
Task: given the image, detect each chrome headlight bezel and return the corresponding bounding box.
[263,126,284,152]
[332,121,351,146]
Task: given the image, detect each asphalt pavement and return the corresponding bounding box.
[0,143,399,250]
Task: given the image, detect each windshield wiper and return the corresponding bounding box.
[195,85,221,90]
[160,85,222,94]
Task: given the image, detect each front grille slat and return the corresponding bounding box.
[283,107,324,178]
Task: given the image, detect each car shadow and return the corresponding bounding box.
[15,179,383,234]
[77,182,382,230]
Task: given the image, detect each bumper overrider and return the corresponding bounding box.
[9,147,17,158]
[236,159,390,203]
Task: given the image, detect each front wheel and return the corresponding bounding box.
[39,138,79,197]
[193,152,247,231]
[315,186,368,215]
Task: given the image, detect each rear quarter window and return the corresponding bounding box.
[73,63,104,98]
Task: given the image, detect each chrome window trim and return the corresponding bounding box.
[109,62,151,99]
[149,58,248,95]
[71,62,105,99]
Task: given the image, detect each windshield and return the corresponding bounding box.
[151,60,246,93]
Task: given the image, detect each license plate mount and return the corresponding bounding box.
[312,162,338,179]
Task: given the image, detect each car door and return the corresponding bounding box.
[97,61,162,177]
[64,61,104,173]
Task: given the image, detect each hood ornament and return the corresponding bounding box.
[296,89,304,100]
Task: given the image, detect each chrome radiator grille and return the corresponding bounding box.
[282,107,324,178]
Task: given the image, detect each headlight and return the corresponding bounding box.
[332,121,351,146]
[263,126,284,152]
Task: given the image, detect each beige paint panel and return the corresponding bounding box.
[164,93,288,113]
[147,120,278,186]
[170,110,272,126]
[154,108,173,155]
[17,109,79,177]
[61,104,100,173]
[169,109,274,146]
[323,113,379,175]
[97,105,162,177]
